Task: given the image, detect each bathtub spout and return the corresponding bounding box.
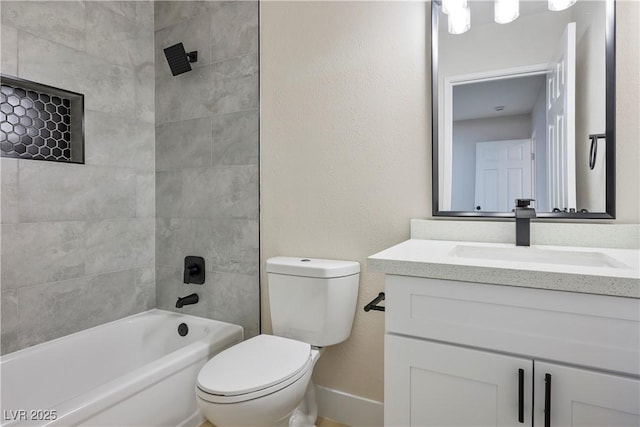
[176,293,199,308]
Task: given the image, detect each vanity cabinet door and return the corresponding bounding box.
[385,334,533,427]
[533,362,640,427]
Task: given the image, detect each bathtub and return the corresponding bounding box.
[0,309,243,427]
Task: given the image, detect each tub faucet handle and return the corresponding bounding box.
[184,256,205,284]
[184,264,199,282]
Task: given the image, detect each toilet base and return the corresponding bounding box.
[289,380,318,427]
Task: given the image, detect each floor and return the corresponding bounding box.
[317,417,349,427]
[200,417,348,427]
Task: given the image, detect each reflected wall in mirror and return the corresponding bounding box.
[432,0,615,218]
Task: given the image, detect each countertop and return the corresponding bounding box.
[368,239,640,298]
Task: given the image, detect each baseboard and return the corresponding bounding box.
[177,410,205,427]
[315,385,383,427]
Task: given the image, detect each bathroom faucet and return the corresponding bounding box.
[176,293,199,308]
[514,199,536,247]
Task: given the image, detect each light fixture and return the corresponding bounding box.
[448,6,471,34]
[443,0,577,36]
[442,0,468,15]
[494,0,519,24]
[548,0,577,11]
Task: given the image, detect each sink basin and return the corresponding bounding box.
[449,245,630,269]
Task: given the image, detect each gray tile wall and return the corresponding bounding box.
[0,1,156,354]
[154,1,259,338]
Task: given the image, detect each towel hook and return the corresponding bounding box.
[589,133,606,170]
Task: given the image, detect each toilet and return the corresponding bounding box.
[196,257,360,427]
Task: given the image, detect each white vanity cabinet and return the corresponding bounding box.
[532,361,640,427]
[383,275,640,427]
[386,335,533,426]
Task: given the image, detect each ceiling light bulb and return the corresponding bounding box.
[448,6,471,34]
[495,0,519,24]
[442,0,468,15]
[548,0,577,11]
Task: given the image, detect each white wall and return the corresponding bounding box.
[260,1,429,403]
[573,0,607,212]
[260,0,639,417]
[614,0,640,224]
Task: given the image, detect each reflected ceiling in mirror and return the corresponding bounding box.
[431,0,615,219]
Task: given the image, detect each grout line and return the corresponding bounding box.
[9,266,151,293]
[2,216,154,226]
[154,107,259,126]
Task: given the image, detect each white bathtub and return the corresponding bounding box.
[0,309,243,427]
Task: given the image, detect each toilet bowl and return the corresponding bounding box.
[196,335,321,427]
[196,257,360,427]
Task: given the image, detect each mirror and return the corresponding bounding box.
[432,0,615,218]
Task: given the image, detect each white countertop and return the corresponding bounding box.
[368,239,640,298]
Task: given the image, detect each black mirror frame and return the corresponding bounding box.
[431,0,616,219]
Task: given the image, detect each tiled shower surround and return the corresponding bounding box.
[0,0,260,354]
[0,1,155,355]
[154,1,260,337]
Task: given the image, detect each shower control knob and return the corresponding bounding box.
[184,256,205,284]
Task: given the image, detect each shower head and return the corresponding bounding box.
[163,43,198,76]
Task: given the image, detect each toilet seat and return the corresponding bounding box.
[197,334,312,404]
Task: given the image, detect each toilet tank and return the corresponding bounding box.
[267,257,360,347]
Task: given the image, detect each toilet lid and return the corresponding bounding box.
[197,334,311,396]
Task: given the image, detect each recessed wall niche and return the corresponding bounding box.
[0,75,84,164]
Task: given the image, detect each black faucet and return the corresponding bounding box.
[176,293,199,308]
[514,199,536,246]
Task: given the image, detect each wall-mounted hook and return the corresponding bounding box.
[589,133,606,170]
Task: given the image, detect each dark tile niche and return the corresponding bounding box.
[0,75,84,164]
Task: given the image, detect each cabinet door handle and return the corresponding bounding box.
[518,369,524,423]
[544,373,552,427]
